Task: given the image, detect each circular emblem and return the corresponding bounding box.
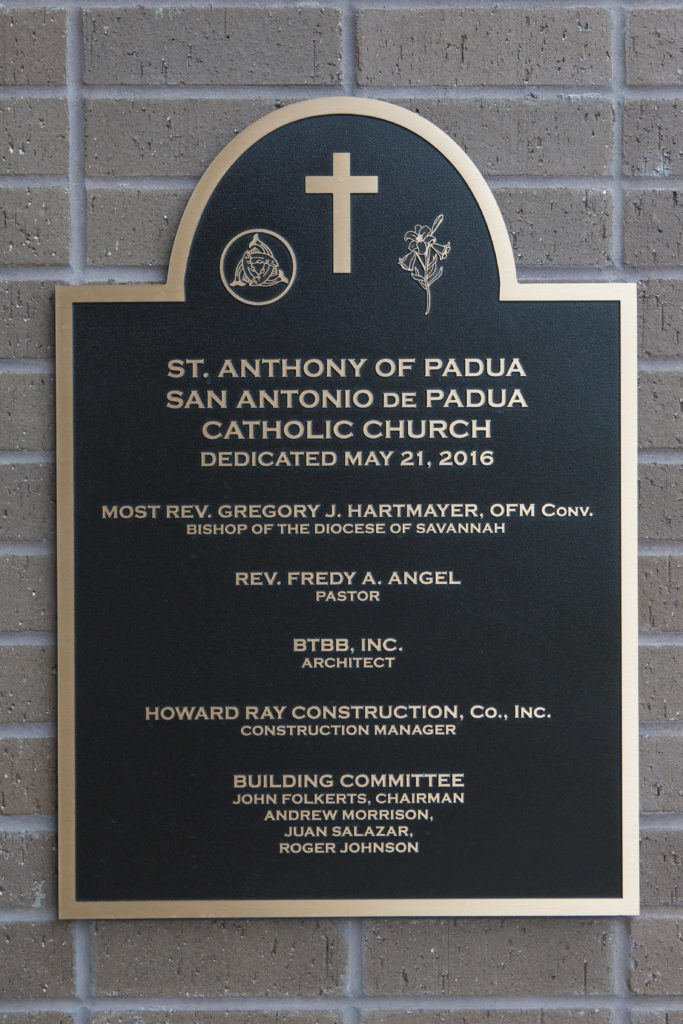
[219,229,296,306]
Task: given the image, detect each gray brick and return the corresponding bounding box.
[0,1016,73,1024]
[640,646,683,722]
[626,10,683,87]
[639,280,683,358]
[357,8,611,87]
[629,918,683,994]
[632,1014,683,1024]
[0,281,56,359]
[87,189,190,267]
[0,832,56,908]
[0,922,74,998]
[0,555,56,632]
[363,919,614,994]
[0,646,56,723]
[0,100,68,176]
[641,735,683,812]
[625,192,683,267]
[493,188,612,267]
[0,188,69,266]
[640,831,681,907]
[85,99,280,178]
[0,738,56,815]
[0,463,55,541]
[624,101,683,178]
[389,98,614,177]
[0,375,55,450]
[639,372,683,449]
[83,8,341,86]
[640,557,683,632]
[92,919,346,996]
[362,1015,612,1024]
[0,10,66,86]
[639,465,683,540]
[92,1015,340,1024]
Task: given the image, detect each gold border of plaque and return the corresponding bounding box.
[56,97,639,919]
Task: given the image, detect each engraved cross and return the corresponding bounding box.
[305,152,378,274]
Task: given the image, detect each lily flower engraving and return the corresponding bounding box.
[398,214,451,315]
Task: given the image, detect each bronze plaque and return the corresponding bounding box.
[57,99,638,917]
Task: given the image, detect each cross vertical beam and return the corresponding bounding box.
[305,152,378,273]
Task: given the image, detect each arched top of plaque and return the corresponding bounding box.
[59,97,635,319]
[170,97,517,301]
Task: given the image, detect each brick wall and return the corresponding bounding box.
[0,2,681,1021]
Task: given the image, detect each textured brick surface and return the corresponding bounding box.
[625,192,683,267]
[0,738,56,815]
[493,188,612,267]
[0,100,68,176]
[392,98,613,176]
[639,280,683,358]
[83,8,341,86]
[92,1015,340,1024]
[363,919,614,994]
[0,464,55,541]
[640,646,683,721]
[0,189,69,266]
[0,555,56,633]
[0,376,55,450]
[629,918,683,995]
[639,557,683,632]
[0,832,56,908]
[0,922,74,998]
[0,10,66,86]
[640,735,683,812]
[624,101,683,178]
[0,1016,73,1024]
[362,1015,612,1024]
[639,372,683,449]
[87,189,190,266]
[632,1014,683,1024]
[85,99,278,177]
[92,919,346,996]
[0,281,56,359]
[357,9,611,87]
[639,465,683,539]
[84,96,614,180]
[640,831,681,907]
[626,10,683,87]
[0,646,56,723]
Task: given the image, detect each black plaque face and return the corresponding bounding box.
[57,98,638,917]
